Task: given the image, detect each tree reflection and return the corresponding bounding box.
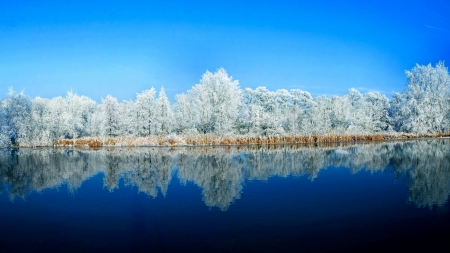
[1,139,450,209]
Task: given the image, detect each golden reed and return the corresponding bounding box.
[53,132,450,147]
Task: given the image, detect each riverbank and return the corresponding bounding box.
[50,132,450,147]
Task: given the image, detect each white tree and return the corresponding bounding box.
[47,96,66,140]
[102,95,120,137]
[174,93,196,134]
[189,68,241,134]
[135,88,156,136]
[24,97,52,146]
[239,87,284,135]
[0,102,10,147]
[391,62,450,133]
[87,104,105,137]
[154,87,174,134]
[60,91,96,139]
[306,96,333,135]
[1,88,31,145]
[119,100,137,137]
[290,89,314,133]
[363,92,392,132]
[275,89,294,132]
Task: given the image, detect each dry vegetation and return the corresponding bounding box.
[52,132,450,147]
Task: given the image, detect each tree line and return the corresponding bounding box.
[0,62,449,147]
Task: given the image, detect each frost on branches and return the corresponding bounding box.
[1,63,449,147]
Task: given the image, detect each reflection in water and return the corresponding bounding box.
[1,139,450,210]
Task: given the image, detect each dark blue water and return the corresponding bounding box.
[1,140,450,252]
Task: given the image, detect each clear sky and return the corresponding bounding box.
[1,0,449,102]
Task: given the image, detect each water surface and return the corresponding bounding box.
[1,139,450,252]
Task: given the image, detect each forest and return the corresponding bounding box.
[0,62,449,147]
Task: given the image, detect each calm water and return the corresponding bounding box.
[1,139,450,252]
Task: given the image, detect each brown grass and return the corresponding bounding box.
[52,132,450,147]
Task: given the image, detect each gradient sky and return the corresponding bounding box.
[1,0,449,102]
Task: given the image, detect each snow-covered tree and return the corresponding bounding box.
[119,100,137,137]
[238,87,284,135]
[87,104,105,137]
[290,89,314,133]
[1,88,31,145]
[363,92,392,132]
[24,97,52,146]
[154,87,174,134]
[60,91,96,139]
[391,62,450,133]
[189,68,241,134]
[0,103,10,147]
[102,95,120,137]
[135,88,156,136]
[174,93,196,134]
[2,64,449,147]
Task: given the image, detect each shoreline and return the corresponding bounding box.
[46,132,450,148]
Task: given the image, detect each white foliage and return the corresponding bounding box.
[0,105,10,147]
[1,88,31,145]
[174,93,196,134]
[189,68,241,134]
[391,62,450,133]
[102,95,120,137]
[154,87,174,134]
[1,63,449,147]
[135,88,156,136]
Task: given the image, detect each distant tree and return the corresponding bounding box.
[391,62,450,133]
[24,97,52,146]
[61,91,96,139]
[239,87,284,135]
[363,92,392,132]
[87,104,105,137]
[290,89,314,133]
[1,88,31,145]
[154,87,174,134]
[119,100,137,137]
[3,64,450,147]
[102,95,120,137]
[174,93,196,134]
[135,88,156,136]
[189,68,241,134]
[0,102,10,147]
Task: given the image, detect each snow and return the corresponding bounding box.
[1,63,449,147]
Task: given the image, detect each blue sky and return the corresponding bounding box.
[1,0,449,102]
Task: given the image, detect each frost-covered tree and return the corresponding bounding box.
[0,103,10,147]
[238,87,284,135]
[154,87,174,134]
[189,68,241,134]
[2,64,450,147]
[24,97,52,146]
[119,100,137,137]
[391,62,450,133]
[363,92,391,132]
[275,89,294,132]
[290,89,314,133]
[305,96,332,135]
[20,92,98,145]
[174,93,196,134]
[60,91,96,139]
[102,95,120,137]
[135,88,156,136]
[87,105,104,137]
[47,96,68,140]
[1,88,31,145]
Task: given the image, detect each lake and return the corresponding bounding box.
[1,139,450,252]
